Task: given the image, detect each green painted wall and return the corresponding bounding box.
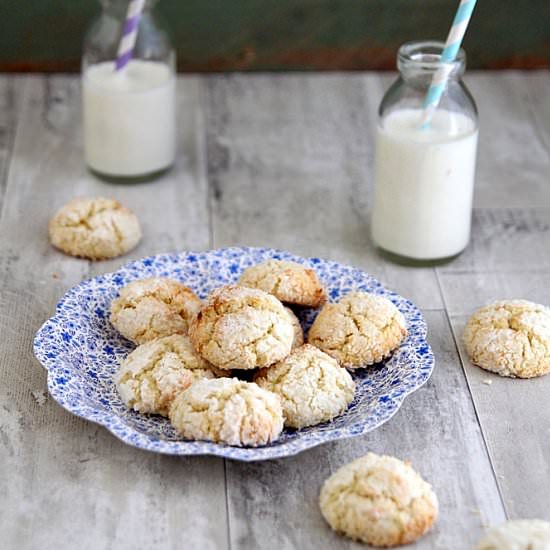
[2,1,549,71]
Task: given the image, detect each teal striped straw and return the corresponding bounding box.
[420,0,478,129]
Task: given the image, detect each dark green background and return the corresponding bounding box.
[2,1,549,71]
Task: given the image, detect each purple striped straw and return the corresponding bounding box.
[115,0,146,71]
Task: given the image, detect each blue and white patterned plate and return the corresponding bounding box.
[34,247,434,461]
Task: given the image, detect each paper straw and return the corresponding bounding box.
[420,0,477,129]
[115,0,146,71]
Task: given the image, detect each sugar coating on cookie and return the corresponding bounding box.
[115,334,221,416]
[169,378,284,447]
[463,300,550,378]
[189,285,294,370]
[49,197,141,260]
[254,344,355,428]
[308,292,407,368]
[285,307,304,349]
[476,519,550,550]
[110,277,202,344]
[319,453,438,547]
[238,260,327,308]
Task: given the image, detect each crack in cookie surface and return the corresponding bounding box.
[319,453,438,547]
[308,292,407,368]
[169,378,284,447]
[238,260,326,307]
[110,277,202,344]
[190,285,294,370]
[49,197,141,260]
[254,344,355,428]
[463,299,550,378]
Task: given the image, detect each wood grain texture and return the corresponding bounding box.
[0,76,20,212]
[440,208,550,273]
[224,311,506,549]
[0,76,227,550]
[467,72,550,208]
[524,71,550,153]
[206,73,443,310]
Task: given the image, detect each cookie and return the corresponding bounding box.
[189,285,294,370]
[110,277,202,344]
[308,292,407,368]
[238,260,326,308]
[169,378,284,447]
[476,519,550,549]
[319,453,438,547]
[285,307,304,349]
[254,344,355,428]
[115,334,222,416]
[463,300,550,378]
[49,197,141,260]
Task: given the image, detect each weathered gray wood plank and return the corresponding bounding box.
[224,311,506,549]
[0,76,21,213]
[440,208,550,273]
[439,271,550,520]
[523,71,550,154]
[206,73,443,311]
[466,72,550,208]
[0,75,228,550]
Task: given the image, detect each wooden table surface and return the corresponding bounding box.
[1,71,549,549]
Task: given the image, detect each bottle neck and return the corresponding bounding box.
[397,40,465,86]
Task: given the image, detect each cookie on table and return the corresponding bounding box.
[254,344,355,429]
[319,453,438,547]
[463,300,550,378]
[49,197,141,260]
[238,259,326,308]
[110,277,202,344]
[285,307,304,349]
[115,334,222,416]
[169,378,284,447]
[189,285,294,370]
[476,519,550,549]
[308,292,407,368]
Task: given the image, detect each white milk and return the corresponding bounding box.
[371,108,478,260]
[83,60,176,177]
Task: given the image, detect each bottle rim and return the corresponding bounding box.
[397,40,466,76]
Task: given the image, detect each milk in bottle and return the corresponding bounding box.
[83,60,176,178]
[372,108,478,260]
[370,41,479,264]
[82,0,176,181]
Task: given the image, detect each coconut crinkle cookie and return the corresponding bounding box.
[189,285,294,370]
[49,197,141,260]
[319,453,438,547]
[238,259,327,308]
[169,378,284,446]
[308,292,407,368]
[476,519,550,550]
[110,277,202,344]
[115,334,222,416]
[464,300,550,378]
[254,344,355,428]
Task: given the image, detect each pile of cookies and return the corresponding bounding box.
[109,259,408,447]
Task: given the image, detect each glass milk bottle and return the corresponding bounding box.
[82,0,176,181]
[371,41,478,264]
